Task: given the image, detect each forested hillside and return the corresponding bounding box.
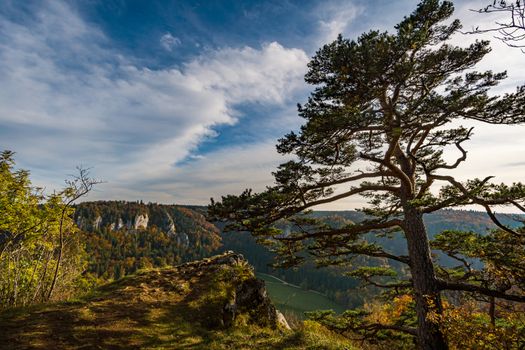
[75,201,221,280]
[75,201,523,308]
[218,209,523,307]
[315,209,522,237]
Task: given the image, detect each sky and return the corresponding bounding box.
[0,0,524,210]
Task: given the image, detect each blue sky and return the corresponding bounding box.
[1,0,524,208]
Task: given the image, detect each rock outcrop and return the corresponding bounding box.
[0,252,351,350]
[133,214,149,229]
[175,251,287,329]
[93,215,102,230]
[225,277,277,327]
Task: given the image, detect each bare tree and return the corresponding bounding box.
[47,167,102,300]
[468,1,525,50]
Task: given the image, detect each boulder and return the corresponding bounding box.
[236,278,276,326]
[276,310,291,330]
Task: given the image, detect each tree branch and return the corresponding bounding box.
[278,218,404,242]
[292,185,400,213]
[438,279,525,303]
[364,323,418,336]
[301,171,393,191]
[430,128,472,170]
[359,153,413,190]
[314,244,410,265]
[362,277,413,289]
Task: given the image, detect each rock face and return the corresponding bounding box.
[165,212,177,235]
[133,214,149,229]
[230,278,277,327]
[117,217,124,230]
[276,310,291,330]
[76,214,150,232]
[93,216,102,230]
[175,232,190,247]
[175,251,286,329]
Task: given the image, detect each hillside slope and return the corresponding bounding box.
[75,201,222,279]
[0,252,354,350]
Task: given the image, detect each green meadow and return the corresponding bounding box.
[256,273,347,318]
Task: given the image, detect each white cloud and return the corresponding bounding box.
[186,42,309,105]
[0,1,309,198]
[160,32,181,51]
[316,1,364,45]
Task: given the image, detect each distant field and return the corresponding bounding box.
[256,273,347,318]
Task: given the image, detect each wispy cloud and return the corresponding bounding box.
[160,32,181,51]
[98,140,287,204]
[315,0,364,45]
[505,161,525,167]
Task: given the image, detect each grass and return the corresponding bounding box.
[257,273,347,318]
[0,256,357,350]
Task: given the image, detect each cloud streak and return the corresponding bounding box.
[315,0,364,46]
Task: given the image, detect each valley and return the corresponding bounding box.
[74,201,524,318]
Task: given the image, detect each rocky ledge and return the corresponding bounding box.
[175,251,290,329]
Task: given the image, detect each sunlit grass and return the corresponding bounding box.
[0,263,357,349]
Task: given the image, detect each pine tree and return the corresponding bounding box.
[209,1,525,348]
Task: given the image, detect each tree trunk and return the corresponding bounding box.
[47,208,67,301]
[489,297,496,327]
[404,206,448,350]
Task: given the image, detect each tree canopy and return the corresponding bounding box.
[0,151,96,308]
[209,1,525,349]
